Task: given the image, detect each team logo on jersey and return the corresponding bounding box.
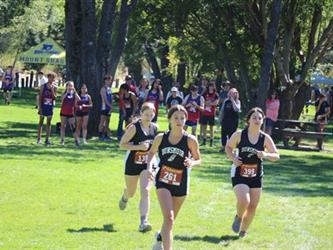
[167,154,177,162]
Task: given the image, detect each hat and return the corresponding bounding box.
[171,87,178,92]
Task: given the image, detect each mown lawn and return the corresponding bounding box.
[0,89,332,250]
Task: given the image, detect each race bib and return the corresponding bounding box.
[240,164,257,178]
[134,151,148,164]
[159,165,183,186]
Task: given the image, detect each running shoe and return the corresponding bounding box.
[75,140,80,147]
[232,215,241,233]
[152,232,163,250]
[238,231,247,238]
[118,196,128,210]
[138,222,152,232]
[37,138,42,144]
[60,140,65,146]
[45,140,52,146]
[83,139,88,144]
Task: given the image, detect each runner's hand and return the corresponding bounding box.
[256,151,267,159]
[139,142,150,151]
[232,156,242,166]
[184,157,193,168]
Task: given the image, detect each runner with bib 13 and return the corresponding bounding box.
[225,107,279,238]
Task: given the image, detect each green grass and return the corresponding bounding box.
[0,89,333,250]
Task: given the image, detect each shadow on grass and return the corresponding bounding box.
[67,224,117,233]
[174,234,239,246]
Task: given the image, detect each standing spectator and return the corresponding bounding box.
[166,87,183,110]
[183,85,204,136]
[2,66,15,105]
[35,71,48,109]
[145,79,164,122]
[117,83,137,140]
[98,75,113,141]
[315,92,330,134]
[165,81,184,101]
[264,90,280,135]
[311,84,321,103]
[60,81,81,146]
[198,77,208,95]
[137,78,149,111]
[37,73,57,145]
[125,75,138,96]
[218,81,231,110]
[219,88,241,152]
[201,83,219,146]
[75,84,93,144]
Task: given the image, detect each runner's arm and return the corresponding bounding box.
[261,134,280,161]
[225,131,243,166]
[146,133,163,172]
[185,135,201,167]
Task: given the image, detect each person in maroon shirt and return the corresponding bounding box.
[201,83,219,146]
[60,81,80,146]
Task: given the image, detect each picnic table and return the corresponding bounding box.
[273,119,331,150]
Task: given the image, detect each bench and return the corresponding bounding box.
[278,128,332,150]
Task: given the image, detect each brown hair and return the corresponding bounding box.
[167,104,188,120]
[245,107,265,125]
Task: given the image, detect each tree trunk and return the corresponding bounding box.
[176,60,186,87]
[109,0,138,78]
[160,44,173,91]
[96,0,117,78]
[64,0,82,85]
[80,0,99,136]
[292,83,311,119]
[257,0,281,110]
[144,42,161,79]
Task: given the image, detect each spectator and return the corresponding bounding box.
[218,81,231,110]
[59,81,81,146]
[219,88,241,152]
[315,92,330,134]
[201,83,219,146]
[198,77,208,95]
[75,84,93,144]
[117,83,137,140]
[35,71,48,109]
[145,79,164,122]
[166,87,183,110]
[183,85,204,136]
[125,75,138,96]
[37,73,57,145]
[2,66,15,105]
[165,81,184,101]
[98,75,113,141]
[264,90,280,135]
[137,78,149,111]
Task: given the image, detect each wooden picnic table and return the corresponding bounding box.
[274,119,331,150]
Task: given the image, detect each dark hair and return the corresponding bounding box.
[150,79,161,91]
[37,71,44,75]
[203,82,216,96]
[47,73,55,78]
[120,83,130,92]
[79,83,88,95]
[268,90,279,100]
[190,85,198,91]
[167,104,188,120]
[245,107,265,125]
[104,75,112,80]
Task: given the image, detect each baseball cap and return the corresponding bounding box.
[171,87,178,92]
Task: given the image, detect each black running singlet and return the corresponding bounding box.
[235,128,265,178]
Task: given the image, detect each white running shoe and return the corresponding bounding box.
[152,232,163,250]
[118,196,128,210]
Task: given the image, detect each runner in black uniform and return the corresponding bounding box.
[147,105,201,250]
[226,107,279,238]
[118,102,157,232]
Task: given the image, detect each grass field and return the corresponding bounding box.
[0,89,333,250]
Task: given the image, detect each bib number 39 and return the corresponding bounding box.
[159,165,183,186]
[240,164,257,178]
